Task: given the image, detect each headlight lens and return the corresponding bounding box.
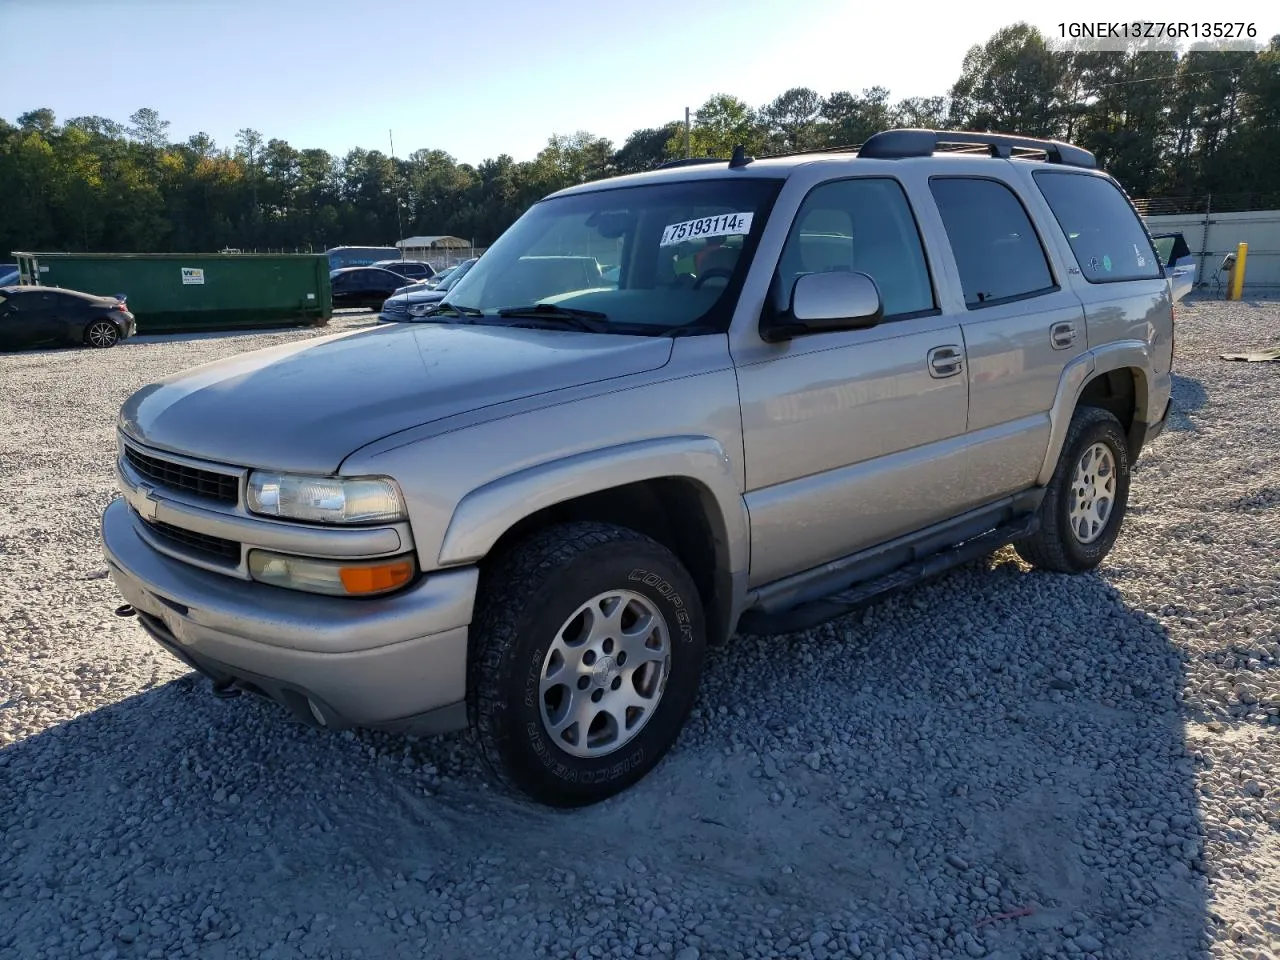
[248,550,417,596]
[246,472,406,524]
[408,302,434,317]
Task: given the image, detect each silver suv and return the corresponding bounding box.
[102,129,1174,806]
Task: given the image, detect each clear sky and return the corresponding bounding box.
[2,0,1273,166]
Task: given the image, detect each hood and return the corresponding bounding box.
[121,324,674,474]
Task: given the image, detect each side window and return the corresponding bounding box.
[774,178,935,319]
[1033,171,1163,283]
[929,177,1056,308]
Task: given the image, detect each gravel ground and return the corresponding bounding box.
[1,300,1278,960]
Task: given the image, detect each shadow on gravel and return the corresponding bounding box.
[1168,373,1208,433]
[0,559,1209,960]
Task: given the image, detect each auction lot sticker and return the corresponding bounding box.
[660,213,754,247]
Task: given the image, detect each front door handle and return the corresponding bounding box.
[1051,321,1077,350]
[928,345,963,379]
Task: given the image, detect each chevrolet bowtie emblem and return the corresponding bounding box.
[139,484,159,521]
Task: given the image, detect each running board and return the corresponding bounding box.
[736,513,1040,636]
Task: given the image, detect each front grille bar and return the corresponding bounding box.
[124,445,239,504]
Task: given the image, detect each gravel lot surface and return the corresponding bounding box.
[1,300,1278,960]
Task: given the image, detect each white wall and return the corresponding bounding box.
[1144,210,1280,291]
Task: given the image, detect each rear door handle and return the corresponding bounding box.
[928,345,963,379]
[1051,322,1077,350]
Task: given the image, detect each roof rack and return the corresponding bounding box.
[655,156,729,170]
[757,142,864,162]
[857,129,1097,169]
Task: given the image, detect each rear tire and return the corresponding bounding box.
[84,320,120,348]
[467,521,706,807]
[1015,406,1132,573]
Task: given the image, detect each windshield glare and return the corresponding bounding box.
[444,178,782,332]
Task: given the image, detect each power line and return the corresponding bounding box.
[1091,66,1246,89]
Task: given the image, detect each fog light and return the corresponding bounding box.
[248,550,417,597]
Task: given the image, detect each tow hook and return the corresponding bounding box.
[211,679,241,699]
[114,604,137,618]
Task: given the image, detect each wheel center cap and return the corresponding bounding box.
[592,655,619,687]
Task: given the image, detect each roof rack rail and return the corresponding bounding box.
[655,156,729,170]
[857,129,1097,169]
[758,141,864,161]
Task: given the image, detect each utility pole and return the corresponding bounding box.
[389,129,404,254]
[684,107,691,158]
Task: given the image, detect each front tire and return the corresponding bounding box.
[1015,406,1132,573]
[468,521,706,807]
[84,320,120,348]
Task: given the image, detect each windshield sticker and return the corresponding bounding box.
[1102,255,1113,272]
[1133,243,1147,268]
[660,213,754,247]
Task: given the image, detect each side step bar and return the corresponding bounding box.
[736,513,1040,636]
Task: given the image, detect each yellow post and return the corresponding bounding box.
[1227,242,1249,301]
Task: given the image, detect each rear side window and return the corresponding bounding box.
[1033,171,1162,283]
[929,178,1056,308]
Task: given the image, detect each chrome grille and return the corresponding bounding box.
[125,445,238,504]
[142,518,241,564]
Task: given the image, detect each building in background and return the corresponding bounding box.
[396,236,473,269]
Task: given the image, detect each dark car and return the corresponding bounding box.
[0,285,136,350]
[377,258,479,323]
[329,267,416,309]
[370,259,436,282]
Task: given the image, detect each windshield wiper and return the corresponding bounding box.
[429,302,484,318]
[494,303,612,332]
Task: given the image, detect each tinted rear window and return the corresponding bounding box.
[1033,172,1162,283]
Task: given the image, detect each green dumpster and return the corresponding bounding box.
[11,252,333,334]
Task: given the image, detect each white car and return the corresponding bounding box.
[1151,232,1196,302]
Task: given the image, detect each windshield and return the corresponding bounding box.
[443,178,783,333]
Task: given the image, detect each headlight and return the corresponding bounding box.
[246,472,406,524]
[248,550,417,596]
[408,302,436,317]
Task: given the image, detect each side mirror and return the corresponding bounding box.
[761,270,884,343]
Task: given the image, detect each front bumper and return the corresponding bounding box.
[102,496,476,735]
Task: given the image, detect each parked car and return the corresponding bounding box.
[1150,231,1197,301]
[1,285,136,350]
[102,129,1173,808]
[377,258,478,322]
[329,267,415,309]
[424,263,460,289]
[370,259,436,282]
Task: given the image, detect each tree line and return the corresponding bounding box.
[2,24,1277,257]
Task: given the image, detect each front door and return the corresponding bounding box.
[733,176,972,588]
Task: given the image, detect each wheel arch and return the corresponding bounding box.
[438,437,750,645]
[1037,343,1151,486]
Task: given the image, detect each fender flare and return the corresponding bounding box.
[436,435,750,579]
[1036,340,1152,486]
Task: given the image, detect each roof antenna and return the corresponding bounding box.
[729,144,753,168]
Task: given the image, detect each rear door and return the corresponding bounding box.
[925,175,1088,508]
